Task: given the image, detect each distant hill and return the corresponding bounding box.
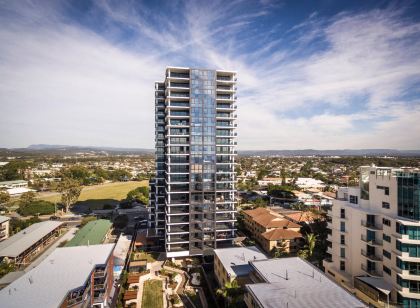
[238,149,420,157]
[1,145,419,157]
[2,144,154,155]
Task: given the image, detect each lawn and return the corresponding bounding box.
[33,180,148,213]
[37,181,148,205]
[142,279,163,308]
[132,252,159,262]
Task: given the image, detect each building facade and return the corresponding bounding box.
[324,166,420,307]
[149,67,237,257]
[0,216,10,241]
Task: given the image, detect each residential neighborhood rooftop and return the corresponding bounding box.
[65,219,112,247]
[247,257,366,308]
[261,229,302,241]
[0,221,62,258]
[214,246,267,278]
[0,244,115,308]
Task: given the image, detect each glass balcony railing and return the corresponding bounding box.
[170,82,189,88]
[169,92,189,97]
[170,72,189,78]
[217,76,233,81]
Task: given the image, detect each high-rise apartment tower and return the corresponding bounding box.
[324,166,420,307]
[149,67,237,258]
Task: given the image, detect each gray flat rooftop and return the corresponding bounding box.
[0,221,63,258]
[0,244,115,308]
[214,246,267,278]
[247,257,366,308]
[0,215,10,224]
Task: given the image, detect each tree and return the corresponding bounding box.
[0,161,31,181]
[18,200,55,216]
[126,186,149,204]
[297,249,309,260]
[57,178,82,213]
[271,240,288,258]
[19,191,36,206]
[114,214,128,229]
[0,191,10,206]
[304,233,318,259]
[216,279,243,307]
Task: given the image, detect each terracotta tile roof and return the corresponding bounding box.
[284,211,320,223]
[243,207,269,218]
[253,213,279,227]
[123,290,138,300]
[243,207,300,229]
[262,229,302,241]
[266,219,301,229]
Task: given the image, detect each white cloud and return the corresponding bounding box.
[0,1,419,149]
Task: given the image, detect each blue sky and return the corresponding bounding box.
[1,0,420,150]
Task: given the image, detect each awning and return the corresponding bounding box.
[356,276,393,295]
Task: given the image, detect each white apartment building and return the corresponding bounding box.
[324,166,420,307]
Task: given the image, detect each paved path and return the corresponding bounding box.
[24,227,77,272]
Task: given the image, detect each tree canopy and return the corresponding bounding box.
[126,186,149,204]
[57,178,82,213]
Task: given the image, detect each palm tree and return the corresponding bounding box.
[216,279,243,307]
[306,233,318,258]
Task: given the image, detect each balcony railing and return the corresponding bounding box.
[361,220,382,230]
[361,264,382,277]
[169,92,189,98]
[170,72,189,78]
[217,76,233,81]
[170,82,189,88]
[361,234,383,246]
[361,249,383,261]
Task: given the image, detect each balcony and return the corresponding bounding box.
[216,222,235,230]
[168,244,190,252]
[216,85,234,91]
[217,75,235,82]
[168,102,190,109]
[169,82,189,88]
[361,234,383,246]
[170,72,189,79]
[168,92,189,98]
[169,236,189,243]
[168,225,189,233]
[361,220,382,231]
[361,264,382,277]
[216,94,234,100]
[361,249,383,261]
[216,214,235,222]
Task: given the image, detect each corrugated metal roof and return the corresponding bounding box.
[214,246,267,278]
[247,258,366,308]
[0,244,115,308]
[0,221,63,258]
[65,219,112,247]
